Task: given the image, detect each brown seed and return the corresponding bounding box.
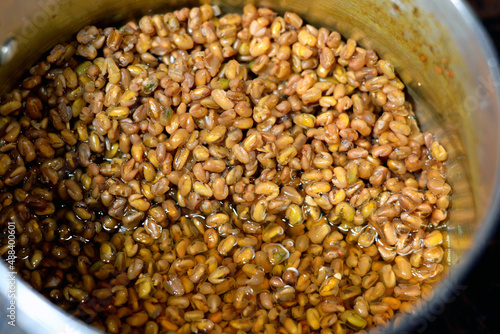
[66,179,83,201]
[152,177,169,196]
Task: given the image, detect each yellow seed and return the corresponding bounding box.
[230,319,253,331]
[283,318,299,334]
[233,246,255,264]
[136,277,152,299]
[208,266,230,284]
[337,112,350,129]
[107,107,130,119]
[340,310,367,330]
[361,200,378,218]
[331,189,346,205]
[121,89,137,102]
[249,37,271,57]
[218,235,237,256]
[127,64,147,76]
[173,33,194,50]
[293,113,316,128]
[250,199,267,222]
[424,230,443,248]
[263,243,289,265]
[382,296,401,310]
[180,275,194,294]
[308,181,332,195]
[334,65,347,84]
[430,141,448,162]
[333,167,347,188]
[205,257,218,274]
[292,43,313,60]
[129,195,151,211]
[255,181,279,196]
[286,204,304,226]
[81,174,92,190]
[262,223,284,243]
[335,202,355,222]
[75,60,93,76]
[104,143,120,160]
[106,57,121,84]
[378,60,396,79]
[298,30,317,47]
[277,146,298,165]
[319,96,337,107]
[306,308,321,330]
[72,98,86,118]
[242,263,259,277]
[193,181,213,197]
[211,89,235,110]
[205,125,227,144]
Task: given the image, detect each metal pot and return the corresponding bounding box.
[0,0,499,333]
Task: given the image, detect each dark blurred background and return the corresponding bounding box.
[468,0,500,51]
[418,1,500,333]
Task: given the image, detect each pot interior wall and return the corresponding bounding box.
[0,0,498,333]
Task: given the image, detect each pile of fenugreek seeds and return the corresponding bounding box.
[0,4,451,334]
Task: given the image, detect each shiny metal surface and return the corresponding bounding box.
[0,0,499,333]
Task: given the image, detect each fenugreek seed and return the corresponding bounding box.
[232,144,250,164]
[0,101,22,116]
[193,181,213,197]
[286,204,303,226]
[424,230,443,247]
[263,243,289,265]
[430,141,448,161]
[204,229,219,250]
[293,113,316,127]
[218,235,237,256]
[340,310,367,330]
[252,199,268,222]
[306,308,321,330]
[208,266,230,284]
[173,33,194,50]
[205,125,227,144]
[233,246,255,264]
[255,181,279,196]
[389,121,411,136]
[212,89,234,110]
[206,213,230,228]
[309,223,331,244]
[277,146,297,165]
